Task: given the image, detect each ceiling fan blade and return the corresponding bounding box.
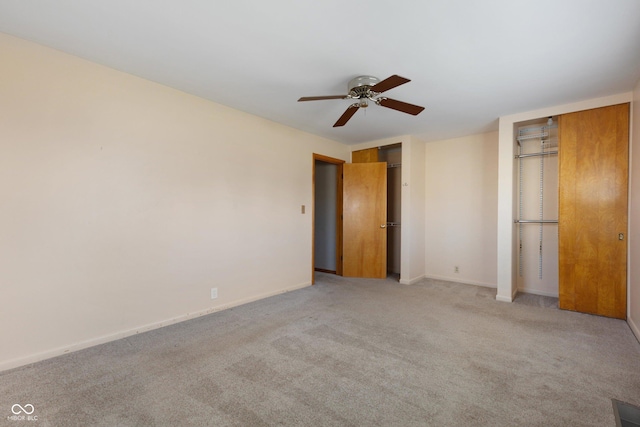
[378,98,425,116]
[333,105,360,127]
[298,95,347,102]
[370,75,410,93]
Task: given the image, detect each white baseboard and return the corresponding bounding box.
[0,281,311,373]
[517,287,559,298]
[629,315,640,344]
[423,274,497,289]
[399,274,425,285]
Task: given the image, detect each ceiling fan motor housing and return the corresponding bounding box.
[348,75,380,98]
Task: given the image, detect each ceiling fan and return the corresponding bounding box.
[298,75,425,127]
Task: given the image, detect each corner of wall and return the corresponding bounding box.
[496,294,514,303]
[496,118,516,302]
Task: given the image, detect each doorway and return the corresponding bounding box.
[312,154,344,284]
[351,143,402,280]
[313,146,401,282]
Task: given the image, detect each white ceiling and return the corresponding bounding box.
[1,1,640,145]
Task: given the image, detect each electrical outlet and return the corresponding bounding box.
[454,266,459,274]
[211,288,218,299]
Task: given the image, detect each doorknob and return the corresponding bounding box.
[619,233,624,241]
[380,224,386,228]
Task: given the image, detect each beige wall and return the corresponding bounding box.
[0,34,349,370]
[423,132,498,287]
[630,77,640,341]
[3,31,638,371]
[405,136,426,284]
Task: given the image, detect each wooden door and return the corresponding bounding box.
[558,103,629,319]
[343,162,387,278]
[352,147,379,163]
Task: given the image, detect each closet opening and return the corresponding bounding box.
[514,116,559,298]
[379,144,402,281]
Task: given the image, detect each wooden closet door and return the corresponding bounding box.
[558,103,629,319]
[352,147,379,163]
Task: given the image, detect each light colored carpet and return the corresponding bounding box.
[1,273,639,426]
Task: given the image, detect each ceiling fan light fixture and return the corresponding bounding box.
[298,74,424,127]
